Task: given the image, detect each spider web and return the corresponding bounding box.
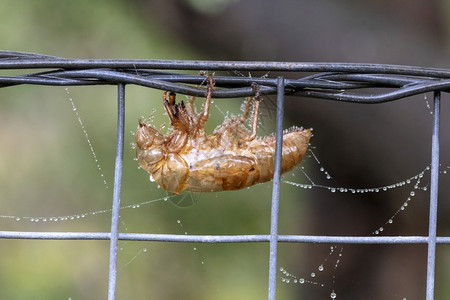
[0,87,441,299]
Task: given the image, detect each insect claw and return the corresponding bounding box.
[251,83,261,100]
[169,92,176,105]
[207,74,215,89]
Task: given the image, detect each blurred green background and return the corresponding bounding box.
[0,0,449,299]
[0,1,304,299]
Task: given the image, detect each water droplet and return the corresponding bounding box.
[143,248,147,253]
[310,272,316,277]
[410,191,415,197]
[163,197,168,201]
[318,265,324,271]
[388,219,393,224]
[330,292,337,299]
[15,217,21,221]
[279,267,284,272]
[293,279,298,283]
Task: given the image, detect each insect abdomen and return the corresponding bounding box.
[250,128,311,184]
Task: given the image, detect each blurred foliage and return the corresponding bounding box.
[0,0,307,299]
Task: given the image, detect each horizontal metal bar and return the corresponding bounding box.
[294,80,450,103]
[1,51,450,78]
[0,231,449,244]
[0,69,448,104]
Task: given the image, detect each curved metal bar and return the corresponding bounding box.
[1,51,450,78]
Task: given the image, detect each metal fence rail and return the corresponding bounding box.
[0,51,449,300]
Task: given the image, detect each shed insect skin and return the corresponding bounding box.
[135,75,311,194]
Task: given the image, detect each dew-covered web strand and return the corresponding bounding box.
[284,149,430,195]
[279,245,343,299]
[284,149,430,234]
[118,247,148,271]
[0,195,177,223]
[65,88,109,189]
[278,142,432,299]
[176,219,206,265]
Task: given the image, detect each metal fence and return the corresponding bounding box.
[1,51,449,300]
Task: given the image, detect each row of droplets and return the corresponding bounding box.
[65,88,109,189]
[284,165,430,194]
[279,246,342,299]
[1,195,174,223]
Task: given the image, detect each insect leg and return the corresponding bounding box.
[184,95,197,124]
[162,92,176,125]
[239,96,253,123]
[163,91,191,131]
[195,74,214,129]
[244,84,261,141]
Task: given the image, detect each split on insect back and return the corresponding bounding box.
[135,75,311,194]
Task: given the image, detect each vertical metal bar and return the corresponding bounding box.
[108,83,125,300]
[426,91,440,300]
[268,77,285,300]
